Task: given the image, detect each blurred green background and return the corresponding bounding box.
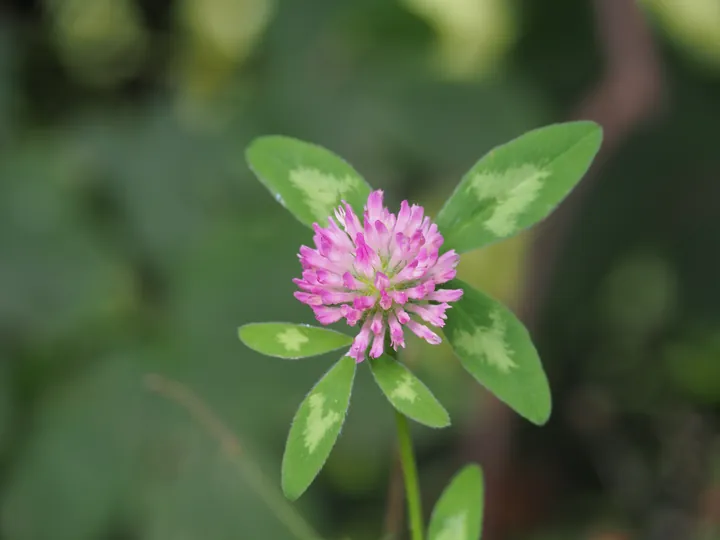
[1,0,719,539]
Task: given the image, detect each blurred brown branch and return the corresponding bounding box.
[461,1,665,539]
[524,0,664,329]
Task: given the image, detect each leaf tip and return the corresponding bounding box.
[245,135,289,167]
[280,446,308,501]
[432,408,452,429]
[527,390,552,426]
[421,412,452,429]
[280,477,302,502]
[576,119,604,148]
[244,136,263,163]
[460,462,484,480]
[237,324,250,345]
[529,406,552,426]
[236,322,283,358]
[588,120,604,144]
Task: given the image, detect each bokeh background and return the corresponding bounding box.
[1,0,720,539]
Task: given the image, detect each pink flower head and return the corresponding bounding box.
[294,190,463,363]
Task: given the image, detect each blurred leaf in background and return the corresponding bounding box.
[45,0,148,87]
[174,0,275,125]
[1,0,719,539]
[401,0,518,80]
[640,0,720,69]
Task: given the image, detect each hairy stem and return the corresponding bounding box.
[395,411,424,540]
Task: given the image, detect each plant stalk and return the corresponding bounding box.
[395,411,424,540]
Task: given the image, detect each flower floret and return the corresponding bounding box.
[294,190,463,362]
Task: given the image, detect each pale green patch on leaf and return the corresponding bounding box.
[276,327,309,352]
[282,356,355,500]
[289,167,362,222]
[246,136,372,228]
[453,310,517,374]
[369,355,450,428]
[391,372,418,403]
[435,513,468,540]
[469,165,549,237]
[238,323,352,359]
[437,121,603,252]
[444,279,552,425]
[303,394,341,454]
[428,464,484,540]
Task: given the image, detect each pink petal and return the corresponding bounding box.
[367,190,384,222]
[343,271,361,290]
[395,307,410,324]
[325,217,355,251]
[390,290,408,305]
[379,291,393,310]
[374,272,390,290]
[347,320,372,363]
[408,230,425,255]
[343,202,363,239]
[292,279,317,292]
[406,281,434,300]
[370,311,385,335]
[341,305,363,326]
[394,259,419,282]
[388,233,410,268]
[405,303,450,327]
[394,200,411,233]
[316,270,343,287]
[405,205,424,235]
[428,289,464,302]
[434,250,460,272]
[294,292,323,306]
[433,269,457,284]
[354,233,378,277]
[321,291,356,305]
[313,306,345,325]
[406,320,442,345]
[369,324,386,358]
[353,295,377,310]
[388,313,405,349]
[374,220,390,252]
[302,270,320,284]
[299,245,344,274]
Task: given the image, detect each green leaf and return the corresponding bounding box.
[428,464,484,540]
[444,279,551,425]
[368,355,450,428]
[245,136,372,228]
[282,356,356,500]
[437,121,603,252]
[238,323,353,359]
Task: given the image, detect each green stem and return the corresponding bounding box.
[395,411,425,540]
